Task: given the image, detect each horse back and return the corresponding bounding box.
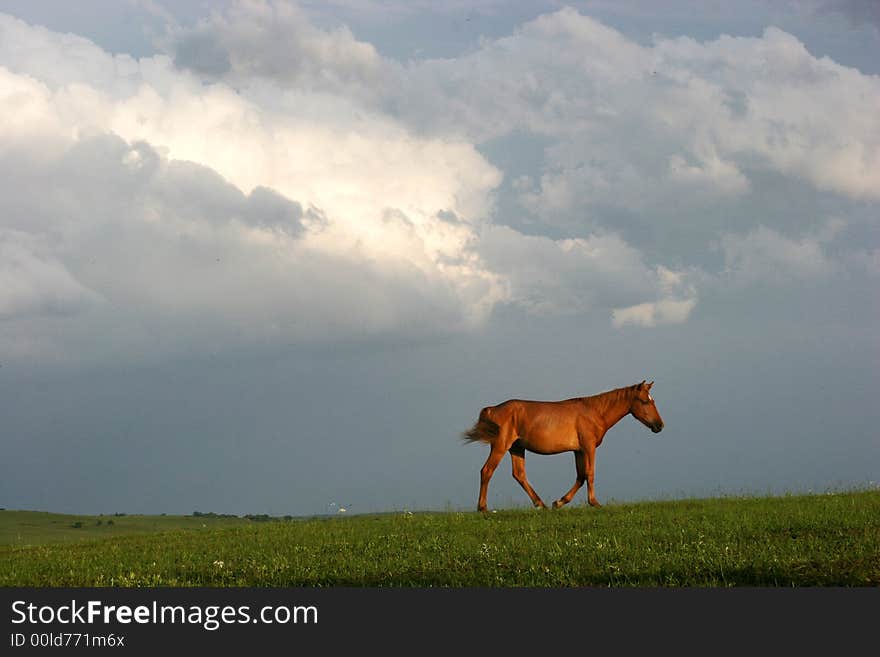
[487,398,585,432]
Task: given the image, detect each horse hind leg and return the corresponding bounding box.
[510,443,547,509]
[584,444,601,507]
[552,450,586,509]
[477,445,506,512]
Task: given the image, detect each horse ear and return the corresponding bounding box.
[638,380,646,389]
[647,380,654,388]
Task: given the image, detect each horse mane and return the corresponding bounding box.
[579,384,637,412]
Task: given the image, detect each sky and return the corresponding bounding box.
[0,0,877,516]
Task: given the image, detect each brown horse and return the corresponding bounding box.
[463,380,664,512]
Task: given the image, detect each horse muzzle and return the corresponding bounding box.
[651,422,664,433]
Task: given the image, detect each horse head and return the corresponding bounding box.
[630,380,664,433]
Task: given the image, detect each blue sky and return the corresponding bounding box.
[1,1,877,515]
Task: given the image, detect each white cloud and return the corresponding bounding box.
[479,227,641,314]
[3,4,876,362]
[667,151,750,197]
[0,13,509,362]
[611,264,698,328]
[655,27,880,201]
[0,130,509,363]
[611,297,697,328]
[718,224,837,285]
[479,226,698,323]
[389,9,880,218]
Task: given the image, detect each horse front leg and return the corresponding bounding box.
[552,450,585,509]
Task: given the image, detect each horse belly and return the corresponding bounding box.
[517,428,579,455]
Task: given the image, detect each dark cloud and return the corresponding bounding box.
[165,0,383,97]
[245,186,305,236]
[172,29,232,76]
[818,0,880,30]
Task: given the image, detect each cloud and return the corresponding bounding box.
[611,265,698,327]
[151,4,880,248]
[479,226,699,323]
[667,152,750,197]
[2,4,877,363]
[718,224,838,285]
[164,0,383,98]
[611,298,697,328]
[478,226,648,314]
[389,9,880,220]
[0,10,519,362]
[815,0,880,30]
[0,231,101,320]
[0,131,511,363]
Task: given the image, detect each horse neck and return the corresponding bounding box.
[595,387,633,430]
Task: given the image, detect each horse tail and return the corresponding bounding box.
[462,407,500,444]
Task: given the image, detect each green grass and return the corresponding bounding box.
[2,490,878,587]
[0,511,250,547]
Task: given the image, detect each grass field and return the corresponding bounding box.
[0,511,251,547]
[2,490,878,587]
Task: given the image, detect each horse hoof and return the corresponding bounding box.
[552,500,563,510]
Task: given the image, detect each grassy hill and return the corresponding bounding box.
[2,490,878,586]
[0,510,251,547]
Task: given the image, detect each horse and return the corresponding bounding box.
[462,380,664,512]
